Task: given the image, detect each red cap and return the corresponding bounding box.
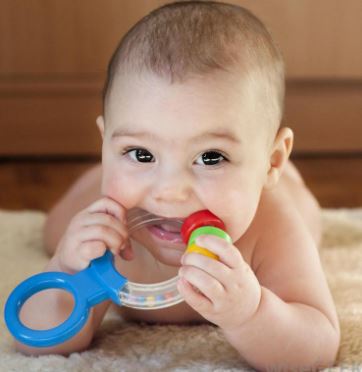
[180,210,225,244]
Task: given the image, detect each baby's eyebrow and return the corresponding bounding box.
[111,128,241,145]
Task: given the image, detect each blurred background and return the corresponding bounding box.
[0,0,361,211]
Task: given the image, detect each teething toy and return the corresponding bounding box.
[4,209,231,347]
[181,210,231,260]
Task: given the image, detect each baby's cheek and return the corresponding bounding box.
[210,190,258,243]
[224,212,254,243]
[101,172,140,210]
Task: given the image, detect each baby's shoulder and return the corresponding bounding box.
[254,184,303,232]
[244,184,316,273]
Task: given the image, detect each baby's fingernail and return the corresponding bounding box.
[125,249,134,261]
[123,240,131,249]
[195,235,207,245]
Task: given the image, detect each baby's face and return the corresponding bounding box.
[100,70,272,254]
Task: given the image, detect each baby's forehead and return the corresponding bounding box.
[114,70,272,127]
[101,1,284,145]
[109,68,263,113]
[108,97,267,155]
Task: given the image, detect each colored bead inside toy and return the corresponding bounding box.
[164,291,175,300]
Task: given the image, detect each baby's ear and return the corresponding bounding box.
[264,127,294,189]
[96,115,105,139]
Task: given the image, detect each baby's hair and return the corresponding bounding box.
[102,0,285,135]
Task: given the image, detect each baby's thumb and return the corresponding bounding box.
[120,239,134,261]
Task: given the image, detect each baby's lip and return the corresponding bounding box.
[150,211,186,221]
[129,208,186,222]
[147,224,184,244]
[157,222,182,233]
[126,208,187,233]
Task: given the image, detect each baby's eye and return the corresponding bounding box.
[195,151,227,166]
[124,148,154,163]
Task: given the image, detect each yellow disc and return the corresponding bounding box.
[185,243,219,260]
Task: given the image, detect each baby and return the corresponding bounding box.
[16,1,340,370]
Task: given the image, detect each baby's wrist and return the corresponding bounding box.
[221,287,264,334]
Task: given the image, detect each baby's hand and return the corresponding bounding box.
[53,197,132,274]
[177,235,261,331]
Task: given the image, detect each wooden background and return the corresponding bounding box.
[1,0,361,156]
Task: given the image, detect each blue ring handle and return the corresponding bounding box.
[4,251,127,348]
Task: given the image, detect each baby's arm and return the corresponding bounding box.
[14,257,112,356]
[222,208,340,371]
[15,197,130,356]
[44,164,102,257]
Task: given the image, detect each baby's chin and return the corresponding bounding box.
[133,238,185,268]
[129,226,186,267]
[132,236,186,272]
[148,245,185,267]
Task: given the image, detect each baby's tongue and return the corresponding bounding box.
[158,223,182,233]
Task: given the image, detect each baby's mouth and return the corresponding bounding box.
[126,207,185,244]
[157,222,182,233]
[147,222,184,244]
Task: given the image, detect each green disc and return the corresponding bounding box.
[187,226,232,246]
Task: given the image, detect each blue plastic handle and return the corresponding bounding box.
[4,250,127,348]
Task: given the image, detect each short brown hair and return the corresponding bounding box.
[102,1,285,131]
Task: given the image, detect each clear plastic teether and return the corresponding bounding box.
[118,209,184,310]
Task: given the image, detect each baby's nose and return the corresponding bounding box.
[152,168,192,203]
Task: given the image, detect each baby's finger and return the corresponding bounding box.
[181,252,229,288]
[78,225,124,255]
[119,239,134,261]
[87,196,127,223]
[194,235,245,269]
[178,265,223,304]
[79,240,107,262]
[81,212,131,257]
[177,277,212,312]
[82,212,128,238]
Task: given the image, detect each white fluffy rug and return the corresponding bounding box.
[0,209,362,371]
